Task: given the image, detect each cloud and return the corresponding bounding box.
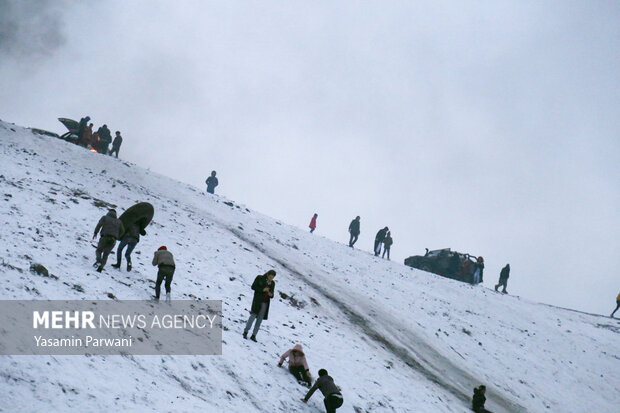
[0,0,67,63]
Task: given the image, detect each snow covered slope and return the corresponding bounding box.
[1,121,619,413]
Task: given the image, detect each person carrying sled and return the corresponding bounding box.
[495,264,510,293]
[309,213,318,233]
[374,226,389,256]
[472,385,489,412]
[473,256,484,285]
[301,369,343,413]
[109,131,123,158]
[348,216,360,247]
[382,231,393,260]
[279,344,312,386]
[92,209,124,272]
[610,292,620,318]
[205,170,219,194]
[112,222,144,271]
[243,270,276,342]
[152,246,175,301]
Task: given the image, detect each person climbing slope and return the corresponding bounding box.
[610,292,620,318]
[112,222,143,271]
[92,209,124,273]
[279,344,312,386]
[348,216,360,247]
[152,246,175,301]
[301,369,343,413]
[309,213,318,233]
[243,270,276,342]
[495,264,510,293]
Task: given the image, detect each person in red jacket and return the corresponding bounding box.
[309,213,318,233]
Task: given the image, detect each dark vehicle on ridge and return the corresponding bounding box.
[404,248,479,284]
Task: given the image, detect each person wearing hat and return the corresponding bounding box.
[205,171,219,194]
[152,246,175,301]
[92,209,124,272]
[243,270,276,342]
[279,344,312,386]
[109,131,123,158]
[301,369,343,413]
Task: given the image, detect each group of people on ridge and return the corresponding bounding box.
[76,115,123,157]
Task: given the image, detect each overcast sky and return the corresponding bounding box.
[1,0,618,315]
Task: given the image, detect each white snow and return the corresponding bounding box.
[1,121,619,412]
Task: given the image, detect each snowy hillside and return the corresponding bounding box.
[1,121,619,413]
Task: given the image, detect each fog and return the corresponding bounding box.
[1,0,618,315]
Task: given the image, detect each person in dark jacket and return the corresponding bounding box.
[309,213,318,233]
[374,227,389,256]
[152,246,175,301]
[382,231,393,260]
[92,209,124,273]
[205,171,219,194]
[301,369,343,413]
[77,116,91,146]
[348,216,360,247]
[97,125,112,153]
[472,385,488,412]
[243,270,276,342]
[495,264,510,293]
[112,222,143,271]
[109,131,123,157]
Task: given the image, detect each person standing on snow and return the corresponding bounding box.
[97,124,112,153]
[610,292,620,318]
[309,213,318,233]
[77,116,91,146]
[382,231,393,260]
[374,226,389,256]
[348,216,360,247]
[205,170,219,194]
[243,269,276,342]
[92,209,124,273]
[112,222,144,271]
[495,263,510,293]
[301,369,343,413]
[473,256,484,284]
[472,385,488,413]
[152,246,175,301]
[109,131,123,157]
[279,344,312,386]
